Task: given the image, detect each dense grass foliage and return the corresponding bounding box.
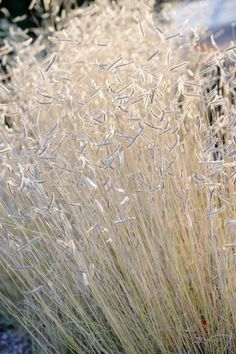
[0,1,236,353]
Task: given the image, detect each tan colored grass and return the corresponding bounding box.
[0,0,236,353]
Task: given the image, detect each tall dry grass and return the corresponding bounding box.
[0,0,235,353]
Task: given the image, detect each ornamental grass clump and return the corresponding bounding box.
[0,0,236,353]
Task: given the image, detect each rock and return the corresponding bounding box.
[0,327,32,354]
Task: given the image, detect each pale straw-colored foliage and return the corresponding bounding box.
[0,1,235,353]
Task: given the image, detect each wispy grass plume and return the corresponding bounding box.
[0,0,235,353]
